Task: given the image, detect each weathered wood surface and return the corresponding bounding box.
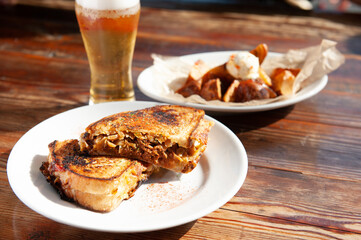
[0,2,360,239]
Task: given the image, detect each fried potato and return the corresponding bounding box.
[176,60,210,97]
[200,78,222,101]
[258,67,272,86]
[270,68,298,96]
[249,43,268,65]
[188,60,210,82]
[176,79,202,97]
[201,64,235,94]
[223,80,240,102]
[234,79,277,103]
[271,68,300,79]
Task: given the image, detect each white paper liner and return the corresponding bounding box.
[151,39,345,107]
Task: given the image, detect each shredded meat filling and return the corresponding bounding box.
[91,133,200,163]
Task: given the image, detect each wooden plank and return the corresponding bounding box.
[138,8,361,52]
[234,166,361,221]
[15,0,74,10]
[214,111,361,181]
[0,7,360,56]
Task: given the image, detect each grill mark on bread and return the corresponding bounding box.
[69,160,136,181]
[48,140,142,181]
[63,155,87,167]
[52,151,137,181]
[151,108,178,126]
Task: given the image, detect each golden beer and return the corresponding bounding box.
[75,1,140,103]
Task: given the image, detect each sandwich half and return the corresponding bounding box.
[40,139,156,212]
[80,105,214,173]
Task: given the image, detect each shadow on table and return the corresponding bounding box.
[0,4,78,39]
[345,33,361,55]
[0,149,12,166]
[31,154,79,209]
[212,105,294,133]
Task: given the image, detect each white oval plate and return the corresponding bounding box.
[137,51,328,113]
[7,101,247,233]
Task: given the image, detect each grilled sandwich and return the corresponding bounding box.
[79,105,214,173]
[40,139,156,212]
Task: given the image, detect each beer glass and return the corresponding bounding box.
[75,0,140,103]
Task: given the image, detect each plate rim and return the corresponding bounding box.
[137,51,328,113]
[6,101,248,232]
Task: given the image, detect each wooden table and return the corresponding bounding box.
[1,2,361,239]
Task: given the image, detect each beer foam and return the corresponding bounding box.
[76,0,139,10]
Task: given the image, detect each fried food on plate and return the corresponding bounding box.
[176,60,209,97]
[249,43,268,65]
[200,78,222,101]
[177,43,278,103]
[270,68,301,96]
[223,79,276,103]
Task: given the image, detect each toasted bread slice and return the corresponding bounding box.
[80,105,213,173]
[40,139,156,212]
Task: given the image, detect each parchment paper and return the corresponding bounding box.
[151,39,345,106]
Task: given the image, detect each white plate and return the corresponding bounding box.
[137,51,328,113]
[7,101,247,233]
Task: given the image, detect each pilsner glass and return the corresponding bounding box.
[75,0,140,103]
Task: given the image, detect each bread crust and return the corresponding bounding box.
[40,140,155,212]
